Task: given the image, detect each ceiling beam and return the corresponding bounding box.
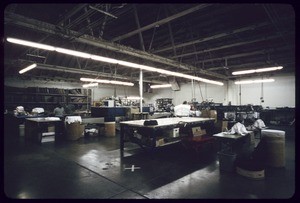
[170,35,281,59]
[5,60,166,84]
[152,21,270,54]
[111,4,211,42]
[181,45,293,68]
[5,12,226,80]
[195,50,268,64]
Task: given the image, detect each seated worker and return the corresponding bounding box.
[246,118,266,131]
[246,118,266,139]
[174,101,191,117]
[53,103,65,117]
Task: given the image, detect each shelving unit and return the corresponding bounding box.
[4,86,91,112]
[156,98,173,111]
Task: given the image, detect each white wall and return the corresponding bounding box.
[5,74,295,108]
[143,74,295,108]
[145,81,227,105]
[92,85,140,101]
[229,75,295,108]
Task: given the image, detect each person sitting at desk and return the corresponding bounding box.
[53,103,65,117]
[174,101,191,117]
[246,118,266,139]
[246,118,266,131]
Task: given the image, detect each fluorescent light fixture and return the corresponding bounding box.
[19,63,37,74]
[235,79,275,84]
[232,66,283,75]
[82,83,98,88]
[127,96,142,100]
[256,66,283,72]
[80,77,134,86]
[7,37,224,86]
[150,84,172,89]
[90,55,119,64]
[7,37,55,51]
[56,48,91,58]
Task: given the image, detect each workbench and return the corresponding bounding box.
[25,117,63,144]
[120,117,215,156]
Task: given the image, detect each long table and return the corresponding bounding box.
[120,117,215,156]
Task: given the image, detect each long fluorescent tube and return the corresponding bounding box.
[7,37,224,86]
[256,66,283,72]
[232,66,283,75]
[82,83,98,88]
[80,77,134,86]
[19,63,37,74]
[150,84,172,89]
[235,79,275,84]
[7,38,55,51]
[127,96,142,100]
[56,48,91,58]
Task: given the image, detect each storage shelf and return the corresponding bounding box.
[6,92,65,96]
[4,86,91,111]
[67,94,86,97]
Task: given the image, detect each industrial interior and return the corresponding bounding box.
[3,3,295,199]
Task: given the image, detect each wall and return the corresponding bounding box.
[143,74,295,108]
[228,74,295,108]
[145,81,227,106]
[92,85,140,101]
[5,73,295,108]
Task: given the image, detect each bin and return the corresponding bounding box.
[261,129,285,167]
[104,122,116,137]
[218,151,237,172]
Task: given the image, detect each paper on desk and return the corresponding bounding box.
[227,122,249,136]
[44,117,61,121]
[65,116,82,124]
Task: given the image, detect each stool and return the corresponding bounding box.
[261,129,285,167]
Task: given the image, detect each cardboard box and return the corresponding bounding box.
[48,125,55,132]
[192,127,206,137]
[221,121,228,132]
[65,122,85,140]
[156,138,165,147]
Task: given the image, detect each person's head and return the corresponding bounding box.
[236,115,244,123]
[57,103,62,108]
[183,101,187,104]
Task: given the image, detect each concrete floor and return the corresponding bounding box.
[4,125,295,199]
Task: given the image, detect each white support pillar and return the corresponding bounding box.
[139,69,143,113]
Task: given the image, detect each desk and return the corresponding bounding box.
[213,132,247,152]
[120,117,215,156]
[213,132,254,157]
[25,117,62,144]
[5,114,47,137]
[91,107,129,122]
[132,112,149,120]
[148,112,172,119]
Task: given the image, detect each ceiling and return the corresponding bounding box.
[3,3,295,86]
